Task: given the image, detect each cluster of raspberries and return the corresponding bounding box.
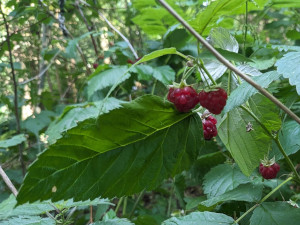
[167,86,227,140]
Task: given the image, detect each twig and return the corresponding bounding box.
[75,1,99,56]
[0,165,18,196]
[20,50,61,85]
[157,0,300,125]
[79,0,139,60]
[39,0,91,75]
[0,4,25,175]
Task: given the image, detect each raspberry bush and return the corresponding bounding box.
[1,1,300,225]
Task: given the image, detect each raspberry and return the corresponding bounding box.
[167,86,199,112]
[202,116,218,140]
[93,63,99,69]
[259,162,280,179]
[198,88,227,115]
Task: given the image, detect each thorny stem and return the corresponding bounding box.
[0,4,25,175]
[157,0,300,125]
[240,105,300,183]
[233,176,293,224]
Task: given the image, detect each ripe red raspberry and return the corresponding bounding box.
[93,63,99,69]
[202,116,217,140]
[259,162,280,179]
[198,88,227,115]
[167,86,199,112]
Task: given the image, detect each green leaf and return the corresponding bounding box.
[201,183,263,207]
[271,121,300,160]
[22,111,55,136]
[0,194,110,220]
[190,0,268,35]
[92,218,134,225]
[46,98,124,144]
[162,211,235,225]
[224,71,281,113]
[137,48,178,64]
[87,66,130,98]
[271,0,300,8]
[203,164,250,198]
[153,66,175,85]
[17,95,203,204]
[0,134,26,148]
[286,30,300,40]
[218,94,281,176]
[199,28,239,82]
[276,52,300,95]
[0,216,54,225]
[199,48,252,63]
[250,202,300,225]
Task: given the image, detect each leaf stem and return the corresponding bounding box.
[129,189,145,219]
[240,105,300,183]
[151,79,157,95]
[157,0,300,125]
[122,197,128,216]
[115,197,124,213]
[197,59,217,85]
[233,176,293,224]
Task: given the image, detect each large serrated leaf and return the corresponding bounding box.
[162,211,235,225]
[218,94,281,176]
[46,98,124,144]
[17,95,203,204]
[276,52,300,95]
[250,202,300,225]
[224,71,281,113]
[203,164,250,198]
[92,218,134,225]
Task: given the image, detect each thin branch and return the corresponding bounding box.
[19,50,61,85]
[79,0,139,60]
[157,0,300,125]
[39,0,91,75]
[0,165,18,196]
[75,1,99,56]
[0,3,25,175]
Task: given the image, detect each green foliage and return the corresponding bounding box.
[218,94,281,176]
[0,134,26,148]
[203,164,250,198]
[17,96,203,204]
[162,211,235,225]
[224,71,281,113]
[46,98,124,144]
[250,202,300,225]
[276,52,300,95]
